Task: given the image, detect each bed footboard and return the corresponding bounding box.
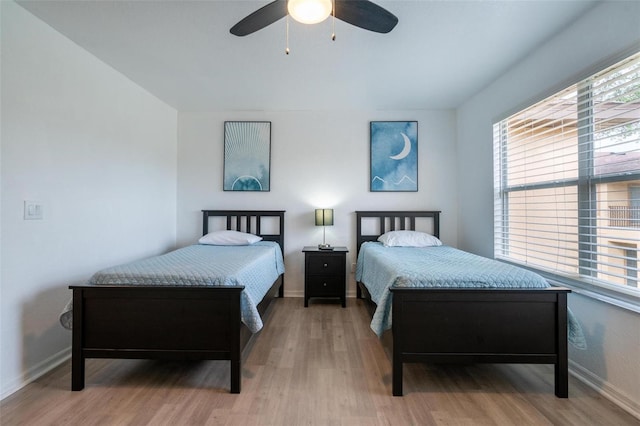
[390,287,570,397]
[71,285,245,393]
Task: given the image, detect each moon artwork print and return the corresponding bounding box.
[224,121,271,191]
[370,121,418,191]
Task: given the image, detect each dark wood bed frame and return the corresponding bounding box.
[355,210,570,398]
[70,209,285,394]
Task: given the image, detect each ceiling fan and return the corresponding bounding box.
[230,0,398,37]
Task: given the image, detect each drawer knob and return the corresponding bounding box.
[323,282,327,287]
[323,263,328,268]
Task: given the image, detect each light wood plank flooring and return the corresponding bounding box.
[2,298,638,425]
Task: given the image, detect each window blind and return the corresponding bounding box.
[494,51,640,296]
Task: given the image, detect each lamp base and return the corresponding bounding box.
[318,244,333,250]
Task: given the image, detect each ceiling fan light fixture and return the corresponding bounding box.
[287,0,332,25]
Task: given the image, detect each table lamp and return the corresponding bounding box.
[315,208,334,250]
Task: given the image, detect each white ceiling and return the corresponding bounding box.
[17,0,598,111]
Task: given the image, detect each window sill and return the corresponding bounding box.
[543,277,640,314]
[546,277,640,314]
[496,259,640,314]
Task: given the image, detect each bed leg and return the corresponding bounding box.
[230,358,241,394]
[230,303,242,394]
[278,277,284,298]
[555,363,568,398]
[392,358,403,396]
[71,355,85,391]
[392,290,403,396]
[555,291,569,398]
[71,288,85,391]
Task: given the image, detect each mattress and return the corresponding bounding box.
[355,242,586,348]
[60,241,285,333]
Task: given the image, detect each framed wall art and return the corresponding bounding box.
[223,121,271,191]
[370,121,418,192]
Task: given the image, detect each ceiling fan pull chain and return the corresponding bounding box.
[331,0,336,41]
[285,15,290,55]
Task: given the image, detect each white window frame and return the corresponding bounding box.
[493,51,640,312]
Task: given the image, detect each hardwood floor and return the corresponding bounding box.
[2,298,638,425]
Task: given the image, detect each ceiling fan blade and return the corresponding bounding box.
[230,0,288,36]
[334,0,398,33]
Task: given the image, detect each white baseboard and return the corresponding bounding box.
[1,347,71,401]
[570,360,640,421]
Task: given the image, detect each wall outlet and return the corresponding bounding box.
[24,201,43,220]
[351,262,357,273]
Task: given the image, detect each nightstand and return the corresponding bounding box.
[302,246,348,307]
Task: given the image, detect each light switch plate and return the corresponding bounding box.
[24,201,43,220]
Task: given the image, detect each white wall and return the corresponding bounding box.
[0,1,178,399]
[177,110,457,298]
[456,1,640,417]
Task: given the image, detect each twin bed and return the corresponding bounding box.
[64,210,285,394]
[355,210,581,398]
[65,208,579,398]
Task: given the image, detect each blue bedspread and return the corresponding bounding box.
[356,242,586,348]
[60,241,284,333]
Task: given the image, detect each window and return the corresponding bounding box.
[493,51,640,303]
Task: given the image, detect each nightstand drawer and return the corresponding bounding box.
[307,256,343,275]
[307,276,343,296]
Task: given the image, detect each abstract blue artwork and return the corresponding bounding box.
[370,121,418,192]
[224,121,271,191]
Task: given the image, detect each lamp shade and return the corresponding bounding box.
[315,209,334,226]
[288,0,332,24]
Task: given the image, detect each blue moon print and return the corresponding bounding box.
[370,121,418,192]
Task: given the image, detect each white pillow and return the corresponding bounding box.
[378,230,442,247]
[199,230,262,246]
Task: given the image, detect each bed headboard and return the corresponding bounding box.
[202,210,286,252]
[355,210,440,254]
